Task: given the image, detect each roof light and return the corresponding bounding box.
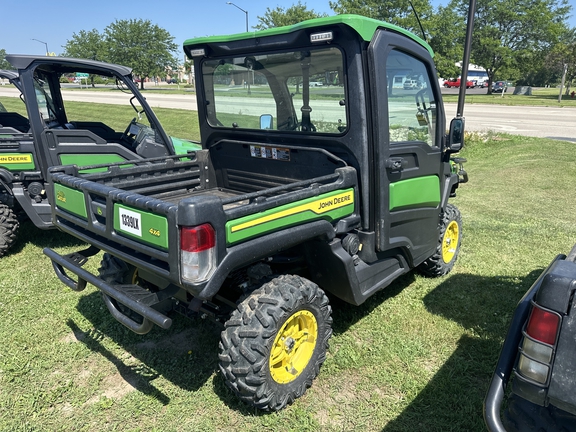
[189,49,206,57]
[310,31,333,43]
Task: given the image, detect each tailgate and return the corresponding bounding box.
[48,153,215,287]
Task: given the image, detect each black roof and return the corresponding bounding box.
[5,55,132,77]
[0,70,18,81]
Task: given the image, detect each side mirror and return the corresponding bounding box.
[447,117,465,152]
[260,114,273,130]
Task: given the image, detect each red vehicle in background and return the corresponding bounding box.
[443,78,475,88]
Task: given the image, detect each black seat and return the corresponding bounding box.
[0,113,30,133]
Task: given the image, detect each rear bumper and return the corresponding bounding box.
[44,246,173,334]
[484,255,564,432]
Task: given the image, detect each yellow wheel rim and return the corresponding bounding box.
[269,310,318,384]
[442,220,459,264]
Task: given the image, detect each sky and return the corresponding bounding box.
[2,0,576,59]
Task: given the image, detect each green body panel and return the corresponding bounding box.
[59,154,129,173]
[184,14,433,57]
[0,153,35,170]
[389,176,440,211]
[170,136,202,155]
[226,188,355,245]
[113,204,169,250]
[54,183,88,218]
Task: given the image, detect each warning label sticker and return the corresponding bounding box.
[250,145,290,161]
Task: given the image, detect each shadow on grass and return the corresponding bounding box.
[67,318,171,405]
[330,272,417,336]
[71,292,222,400]
[72,291,292,415]
[382,270,543,431]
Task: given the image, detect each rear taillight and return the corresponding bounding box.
[526,306,560,345]
[180,224,216,283]
[517,303,560,384]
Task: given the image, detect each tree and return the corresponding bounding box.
[329,0,433,37]
[62,29,107,87]
[104,19,178,89]
[450,0,571,93]
[539,28,576,92]
[255,1,328,30]
[62,29,107,61]
[0,49,11,70]
[427,5,466,79]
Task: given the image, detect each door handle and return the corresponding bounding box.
[385,157,405,170]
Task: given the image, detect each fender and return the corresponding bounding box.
[441,172,460,209]
[0,168,14,191]
[197,220,336,300]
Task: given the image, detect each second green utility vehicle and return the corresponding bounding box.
[0,56,199,257]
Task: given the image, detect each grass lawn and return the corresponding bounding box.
[0,97,575,430]
[0,95,201,143]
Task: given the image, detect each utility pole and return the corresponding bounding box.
[226,2,248,32]
[558,63,568,103]
[31,39,49,56]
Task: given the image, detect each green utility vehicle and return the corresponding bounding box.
[0,56,200,257]
[44,15,468,410]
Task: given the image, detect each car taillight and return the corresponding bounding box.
[180,224,216,283]
[517,303,560,385]
[526,306,560,345]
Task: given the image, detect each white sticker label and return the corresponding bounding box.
[118,207,142,237]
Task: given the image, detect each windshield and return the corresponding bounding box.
[202,47,347,134]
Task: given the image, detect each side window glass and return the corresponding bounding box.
[386,50,437,147]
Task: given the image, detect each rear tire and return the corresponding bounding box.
[219,274,332,411]
[418,204,462,277]
[0,204,19,258]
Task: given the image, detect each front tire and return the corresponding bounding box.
[0,204,19,258]
[219,274,332,411]
[418,204,462,277]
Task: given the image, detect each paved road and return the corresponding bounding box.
[444,102,576,142]
[0,86,199,110]
[1,86,575,141]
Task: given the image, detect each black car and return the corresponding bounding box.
[492,81,507,93]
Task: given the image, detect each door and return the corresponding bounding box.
[370,31,445,265]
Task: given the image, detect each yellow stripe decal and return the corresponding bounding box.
[231,190,354,233]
